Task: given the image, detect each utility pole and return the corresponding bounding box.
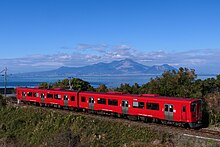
[0,67,7,107]
[4,67,7,102]
[68,77,73,90]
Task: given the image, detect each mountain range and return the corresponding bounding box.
[15,59,177,77]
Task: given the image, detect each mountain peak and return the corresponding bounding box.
[109,58,149,73]
[15,59,177,76]
[147,64,177,74]
[123,58,134,62]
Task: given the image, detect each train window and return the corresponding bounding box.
[122,101,128,107]
[41,93,45,98]
[81,96,86,102]
[165,105,168,111]
[133,102,144,108]
[182,106,186,112]
[27,92,32,97]
[169,105,173,112]
[54,94,61,99]
[64,95,68,100]
[71,96,75,101]
[22,91,26,96]
[108,99,118,106]
[34,92,39,97]
[89,97,94,103]
[147,103,159,110]
[97,98,106,104]
[191,103,196,112]
[47,93,53,99]
[133,102,138,107]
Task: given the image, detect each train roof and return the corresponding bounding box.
[16,87,78,92]
[17,87,201,102]
[79,91,200,102]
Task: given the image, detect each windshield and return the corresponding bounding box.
[191,102,196,112]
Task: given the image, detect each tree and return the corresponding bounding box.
[205,92,220,124]
[0,94,3,107]
[69,78,94,91]
[96,84,108,92]
[140,68,200,98]
[216,74,220,90]
[38,78,95,91]
[0,94,6,107]
[131,83,141,94]
[115,83,132,93]
[52,78,95,91]
[140,78,160,94]
[175,68,197,97]
[53,79,69,89]
[39,82,52,89]
[201,78,217,96]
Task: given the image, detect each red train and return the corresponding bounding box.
[16,87,202,128]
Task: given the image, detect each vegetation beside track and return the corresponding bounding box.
[0,106,167,146]
[1,104,220,146]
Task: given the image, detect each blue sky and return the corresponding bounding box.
[0,0,220,74]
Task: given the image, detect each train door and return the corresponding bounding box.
[122,100,129,115]
[64,95,68,107]
[22,91,26,101]
[89,97,94,110]
[191,101,202,121]
[16,89,21,104]
[181,106,187,121]
[40,93,45,103]
[164,104,174,121]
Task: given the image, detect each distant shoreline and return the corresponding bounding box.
[0,88,15,94]
[10,73,218,77]
[0,74,218,89]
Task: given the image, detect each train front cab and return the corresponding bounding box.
[16,87,38,104]
[188,99,202,128]
[16,87,22,103]
[163,99,203,128]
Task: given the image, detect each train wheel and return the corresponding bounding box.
[182,123,189,128]
[128,115,138,121]
[161,120,167,125]
[146,117,153,123]
[154,119,161,124]
[117,114,121,118]
[111,113,117,117]
[88,110,94,113]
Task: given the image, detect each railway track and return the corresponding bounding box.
[7,99,220,142]
[200,128,220,136]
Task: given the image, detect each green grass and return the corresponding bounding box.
[0,106,164,146]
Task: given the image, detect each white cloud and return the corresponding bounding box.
[75,43,108,53]
[0,45,220,74]
[31,62,64,67]
[168,63,179,66]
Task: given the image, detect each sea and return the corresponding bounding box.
[0,74,217,88]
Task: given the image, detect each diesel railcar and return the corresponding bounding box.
[16,87,202,128]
